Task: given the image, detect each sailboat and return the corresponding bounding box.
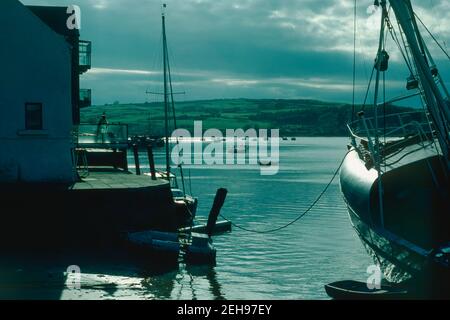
[340,0,450,297]
[146,4,198,218]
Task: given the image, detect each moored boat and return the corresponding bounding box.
[325,280,409,300]
[340,0,450,297]
[146,4,199,218]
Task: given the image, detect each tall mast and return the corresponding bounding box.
[373,0,388,228]
[373,1,387,164]
[162,4,170,180]
[389,0,450,169]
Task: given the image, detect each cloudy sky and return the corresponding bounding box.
[24,0,450,105]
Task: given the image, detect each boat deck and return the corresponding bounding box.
[71,169,169,191]
[383,139,440,171]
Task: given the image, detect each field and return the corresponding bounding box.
[81,99,413,137]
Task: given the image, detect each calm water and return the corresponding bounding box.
[0,137,372,300]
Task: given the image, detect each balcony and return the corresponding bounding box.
[75,123,129,149]
[74,124,129,170]
[79,89,92,108]
[79,40,92,74]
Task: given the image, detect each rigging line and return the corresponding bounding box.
[162,13,171,180]
[167,52,178,129]
[397,18,415,73]
[387,17,414,74]
[384,142,434,167]
[167,40,187,98]
[166,39,188,196]
[358,31,370,84]
[351,0,357,124]
[383,69,387,172]
[219,150,351,234]
[188,169,193,197]
[361,5,387,113]
[362,66,376,111]
[381,19,387,172]
[149,32,164,105]
[404,0,427,60]
[414,12,450,61]
[383,6,391,49]
[417,79,449,179]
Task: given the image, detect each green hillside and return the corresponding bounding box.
[80,99,413,137]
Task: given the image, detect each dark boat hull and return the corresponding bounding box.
[325,280,408,300]
[340,149,450,297]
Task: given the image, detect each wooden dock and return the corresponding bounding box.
[72,169,167,191]
[0,169,191,250]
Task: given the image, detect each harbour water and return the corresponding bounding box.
[0,137,372,300]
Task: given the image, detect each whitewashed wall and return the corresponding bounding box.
[0,0,75,183]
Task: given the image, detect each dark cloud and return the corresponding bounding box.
[23,0,450,105]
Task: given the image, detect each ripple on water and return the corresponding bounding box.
[0,138,372,300]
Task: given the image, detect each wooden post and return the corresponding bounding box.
[122,148,129,171]
[147,144,157,180]
[206,188,228,238]
[133,144,141,175]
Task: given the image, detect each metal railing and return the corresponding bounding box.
[347,111,437,168]
[348,111,432,140]
[75,123,129,149]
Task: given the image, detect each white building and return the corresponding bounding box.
[0,0,91,183]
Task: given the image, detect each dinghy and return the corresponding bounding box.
[325,280,408,300]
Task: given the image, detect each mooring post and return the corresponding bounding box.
[133,144,141,175]
[206,188,228,238]
[147,144,157,180]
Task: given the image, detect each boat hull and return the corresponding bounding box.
[340,149,450,297]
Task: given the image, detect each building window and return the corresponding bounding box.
[25,103,43,130]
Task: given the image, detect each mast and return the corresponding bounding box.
[162,4,170,180]
[389,0,450,170]
[166,46,188,196]
[373,0,388,228]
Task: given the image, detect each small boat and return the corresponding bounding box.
[125,188,228,266]
[325,280,408,300]
[126,230,216,265]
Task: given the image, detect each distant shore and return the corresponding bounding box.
[81,98,413,137]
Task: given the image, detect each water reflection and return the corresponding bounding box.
[184,265,225,300]
[140,263,224,300]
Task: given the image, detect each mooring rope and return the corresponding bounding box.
[219,150,351,234]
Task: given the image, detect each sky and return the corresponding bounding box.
[23,0,450,105]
